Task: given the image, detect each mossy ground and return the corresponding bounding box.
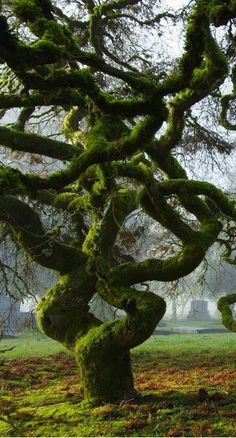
[0,331,235,436]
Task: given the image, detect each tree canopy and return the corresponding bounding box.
[0,0,236,402]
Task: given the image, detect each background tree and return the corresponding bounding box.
[0,0,236,403]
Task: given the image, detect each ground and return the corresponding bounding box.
[0,326,235,437]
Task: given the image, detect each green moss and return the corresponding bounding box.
[0,418,13,437]
[220,93,236,130]
[75,322,136,402]
[11,0,42,21]
[82,215,100,257]
[31,38,63,59]
[62,107,85,145]
[37,267,97,350]
[217,294,236,332]
[0,166,23,194]
[209,3,232,26]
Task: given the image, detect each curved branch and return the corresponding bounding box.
[0,125,80,160]
[20,69,163,116]
[0,91,87,110]
[13,106,35,131]
[109,222,221,286]
[0,195,87,273]
[93,189,137,276]
[37,266,100,350]
[217,294,236,332]
[103,11,175,26]
[220,94,236,131]
[27,113,165,191]
[97,279,166,349]
[157,179,236,219]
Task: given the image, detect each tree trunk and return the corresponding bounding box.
[37,271,166,403]
[75,322,137,402]
[78,346,136,402]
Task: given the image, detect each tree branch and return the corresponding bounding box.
[0,196,87,273]
[0,125,80,160]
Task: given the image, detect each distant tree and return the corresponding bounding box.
[0,0,235,403]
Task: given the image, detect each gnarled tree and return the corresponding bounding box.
[0,0,236,403]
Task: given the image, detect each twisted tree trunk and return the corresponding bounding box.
[1,0,236,406]
[37,267,166,402]
[76,325,136,402]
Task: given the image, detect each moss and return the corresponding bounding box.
[37,267,97,350]
[157,179,235,219]
[62,107,85,145]
[209,3,232,26]
[109,240,213,286]
[0,125,75,161]
[220,93,236,130]
[11,0,42,21]
[54,192,78,209]
[31,38,63,59]
[0,166,23,194]
[217,294,236,332]
[138,187,199,244]
[122,115,163,155]
[0,419,13,437]
[82,215,100,257]
[96,283,166,357]
[68,195,92,213]
[75,322,136,402]
[0,194,44,232]
[32,19,70,46]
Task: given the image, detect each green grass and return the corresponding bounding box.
[136,332,236,355]
[0,328,234,359]
[0,330,235,437]
[163,319,226,328]
[0,330,67,359]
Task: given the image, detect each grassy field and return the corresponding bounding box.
[0,330,236,437]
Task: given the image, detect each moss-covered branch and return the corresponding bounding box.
[37,266,100,350]
[0,91,87,111]
[97,280,166,349]
[217,294,236,332]
[0,125,80,159]
[0,0,236,404]
[0,195,87,272]
[220,94,236,131]
[28,113,165,191]
[92,189,137,275]
[156,179,236,219]
[109,224,221,286]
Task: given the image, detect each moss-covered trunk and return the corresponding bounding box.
[37,268,166,403]
[77,335,136,402]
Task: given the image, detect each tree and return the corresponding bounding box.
[0,0,236,403]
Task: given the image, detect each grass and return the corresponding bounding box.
[0,331,67,359]
[0,330,235,437]
[162,319,227,328]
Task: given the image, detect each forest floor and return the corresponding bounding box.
[0,329,236,437]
